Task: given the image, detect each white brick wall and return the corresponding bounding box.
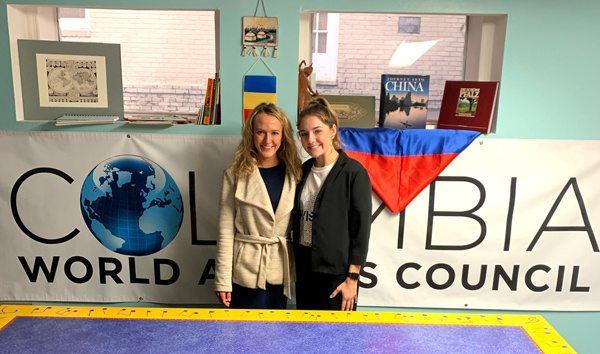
[62,9,216,114]
[317,14,466,120]
[123,85,204,114]
[60,10,463,117]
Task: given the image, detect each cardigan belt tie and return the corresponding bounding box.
[235,232,293,299]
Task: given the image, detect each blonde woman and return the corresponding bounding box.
[215,103,302,309]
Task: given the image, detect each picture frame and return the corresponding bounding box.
[319,95,376,129]
[242,16,278,48]
[17,39,124,120]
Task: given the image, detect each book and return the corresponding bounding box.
[378,74,430,130]
[124,116,188,125]
[202,78,215,125]
[55,115,119,126]
[213,71,221,125]
[211,71,220,125]
[437,81,499,134]
[319,95,376,129]
[196,105,204,125]
[213,95,221,125]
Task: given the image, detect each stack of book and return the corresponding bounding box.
[198,71,221,125]
[124,116,189,125]
[55,115,120,126]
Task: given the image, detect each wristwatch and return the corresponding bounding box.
[347,272,360,281]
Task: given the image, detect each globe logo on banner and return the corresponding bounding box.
[80,155,184,256]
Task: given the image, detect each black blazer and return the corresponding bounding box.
[293,150,372,275]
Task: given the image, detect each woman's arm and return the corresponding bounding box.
[214,170,236,306]
[330,166,372,311]
[348,167,373,267]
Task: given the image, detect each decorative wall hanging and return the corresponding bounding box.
[243,57,277,122]
[242,0,278,58]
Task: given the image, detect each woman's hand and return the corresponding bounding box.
[330,278,358,311]
[215,291,231,307]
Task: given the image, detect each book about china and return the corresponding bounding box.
[378,74,430,130]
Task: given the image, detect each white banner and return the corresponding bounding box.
[0,130,238,304]
[362,138,600,310]
[1,131,599,310]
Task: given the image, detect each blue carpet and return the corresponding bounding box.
[0,317,540,353]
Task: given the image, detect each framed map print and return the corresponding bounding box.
[36,53,108,108]
[17,39,123,120]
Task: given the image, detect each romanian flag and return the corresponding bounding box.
[339,128,481,213]
[243,75,277,122]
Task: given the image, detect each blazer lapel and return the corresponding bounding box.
[317,150,347,200]
[235,169,274,218]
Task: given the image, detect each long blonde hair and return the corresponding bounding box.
[297,97,343,150]
[231,103,302,182]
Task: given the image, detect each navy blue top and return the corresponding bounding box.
[259,162,286,213]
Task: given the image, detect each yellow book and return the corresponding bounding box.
[202,78,215,125]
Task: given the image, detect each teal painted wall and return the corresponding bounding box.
[1,0,599,351]
[2,0,600,139]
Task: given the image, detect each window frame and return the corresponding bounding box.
[311,12,339,83]
[7,5,219,121]
[298,11,507,130]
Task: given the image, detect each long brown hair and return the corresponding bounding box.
[231,103,302,182]
[297,97,343,150]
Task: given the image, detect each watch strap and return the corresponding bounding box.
[347,272,359,281]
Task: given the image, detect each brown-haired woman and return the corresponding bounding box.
[293,97,372,311]
[215,103,302,309]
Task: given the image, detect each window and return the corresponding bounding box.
[299,12,507,129]
[58,8,90,36]
[311,13,339,82]
[398,16,421,34]
[7,5,218,120]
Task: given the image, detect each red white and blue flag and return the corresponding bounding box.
[339,128,481,213]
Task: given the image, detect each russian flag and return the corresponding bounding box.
[339,128,481,213]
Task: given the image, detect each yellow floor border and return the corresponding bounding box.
[0,304,575,353]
